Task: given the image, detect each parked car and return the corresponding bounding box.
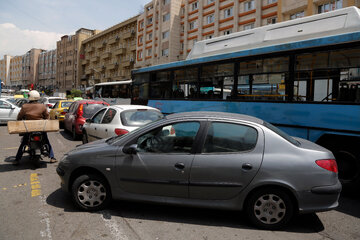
[0,99,20,123]
[49,100,74,127]
[57,111,341,229]
[82,105,163,143]
[63,100,109,140]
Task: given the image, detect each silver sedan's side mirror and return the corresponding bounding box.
[122,144,137,154]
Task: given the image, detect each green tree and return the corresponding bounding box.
[71,89,82,97]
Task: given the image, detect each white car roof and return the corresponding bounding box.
[108,105,160,111]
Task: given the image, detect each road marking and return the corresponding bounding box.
[30,173,41,197]
[3,147,18,150]
[101,211,130,240]
[29,173,53,239]
[39,195,53,240]
[1,183,27,191]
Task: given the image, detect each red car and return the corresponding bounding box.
[64,100,109,140]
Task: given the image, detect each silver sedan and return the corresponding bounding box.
[57,111,341,230]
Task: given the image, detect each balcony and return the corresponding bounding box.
[123,32,132,39]
[94,65,105,72]
[81,59,89,65]
[122,61,131,67]
[108,36,120,45]
[113,48,125,55]
[107,62,119,70]
[130,44,137,51]
[96,41,107,49]
[86,47,95,53]
[91,56,100,62]
[101,52,111,59]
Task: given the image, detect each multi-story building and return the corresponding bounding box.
[56,28,99,91]
[135,0,360,66]
[38,49,56,88]
[79,16,138,86]
[21,49,45,88]
[0,55,13,86]
[9,55,23,87]
[135,0,182,68]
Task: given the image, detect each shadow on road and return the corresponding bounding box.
[336,191,360,218]
[59,130,74,141]
[0,156,49,172]
[46,188,324,233]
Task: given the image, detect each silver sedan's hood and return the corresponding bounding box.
[67,139,108,155]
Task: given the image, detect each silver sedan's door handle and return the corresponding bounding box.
[174,162,185,170]
[242,163,252,170]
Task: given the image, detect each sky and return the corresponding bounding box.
[0,0,150,57]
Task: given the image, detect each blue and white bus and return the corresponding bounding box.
[131,7,360,189]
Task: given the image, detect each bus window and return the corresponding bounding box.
[151,71,171,99]
[132,73,150,104]
[237,57,289,100]
[201,63,233,100]
[174,68,198,99]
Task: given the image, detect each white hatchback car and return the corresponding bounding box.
[82,105,163,143]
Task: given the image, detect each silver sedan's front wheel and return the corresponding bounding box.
[246,188,294,229]
[72,174,111,211]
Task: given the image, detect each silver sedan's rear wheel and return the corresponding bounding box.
[246,188,294,229]
[72,174,111,211]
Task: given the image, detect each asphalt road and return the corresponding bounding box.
[0,125,359,240]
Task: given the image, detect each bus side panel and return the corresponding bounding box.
[148,100,360,135]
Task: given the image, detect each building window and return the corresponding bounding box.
[147,48,152,56]
[189,20,197,30]
[162,48,169,56]
[224,8,233,18]
[146,5,153,11]
[163,0,170,5]
[318,0,342,13]
[207,0,215,4]
[224,29,232,35]
[267,17,277,25]
[244,0,255,11]
[147,17,153,25]
[139,36,143,43]
[163,13,170,22]
[268,0,277,4]
[207,14,214,24]
[191,2,198,11]
[290,11,305,19]
[162,31,169,40]
[181,25,185,33]
[180,43,184,51]
[206,34,213,39]
[181,7,185,15]
[244,23,254,30]
[140,21,144,29]
[148,33,153,40]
